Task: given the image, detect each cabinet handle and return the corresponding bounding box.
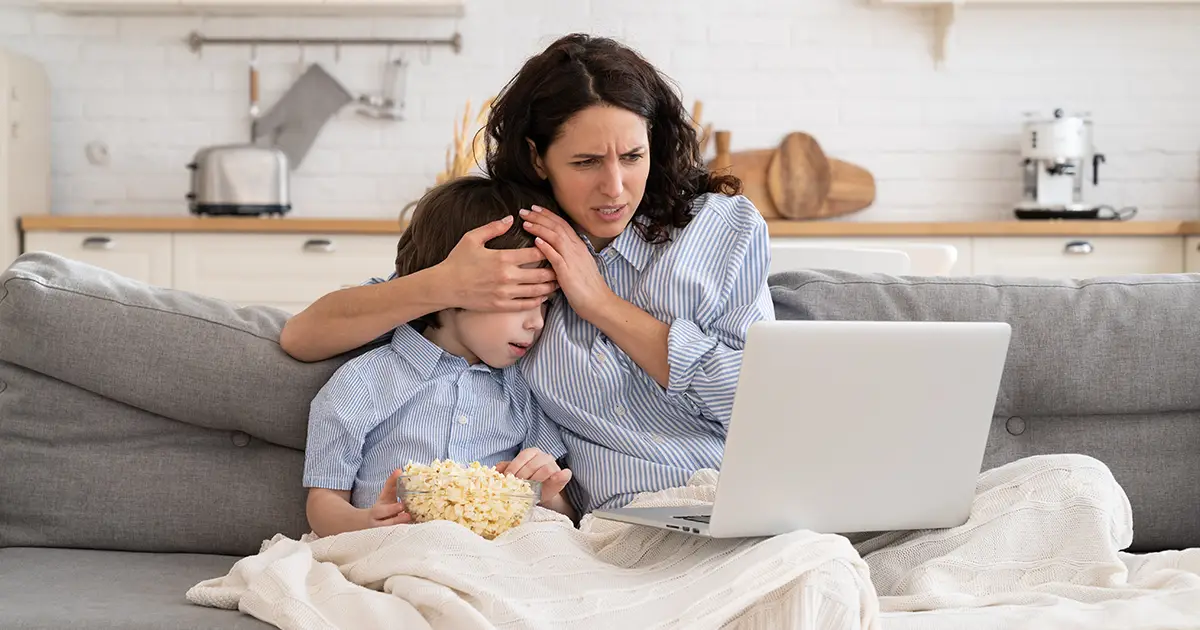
[1063,241,1093,255]
[302,238,335,253]
[81,236,113,250]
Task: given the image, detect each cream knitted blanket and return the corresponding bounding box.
[188,455,1200,630]
[187,469,880,629]
[862,454,1200,630]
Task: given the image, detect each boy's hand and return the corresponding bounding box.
[366,469,413,529]
[497,448,573,504]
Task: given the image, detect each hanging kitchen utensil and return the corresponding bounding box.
[251,63,353,170]
[296,43,307,81]
[357,51,407,121]
[767,131,832,220]
[248,45,260,137]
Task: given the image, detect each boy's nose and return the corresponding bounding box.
[526,309,544,330]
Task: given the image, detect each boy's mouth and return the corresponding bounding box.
[509,342,531,356]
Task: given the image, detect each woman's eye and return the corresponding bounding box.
[572,159,596,167]
[623,153,644,162]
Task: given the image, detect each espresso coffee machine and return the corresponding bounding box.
[1015,108,1112,220]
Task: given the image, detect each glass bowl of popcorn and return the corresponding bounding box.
[397,459,541,540]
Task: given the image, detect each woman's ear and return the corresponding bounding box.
[527,138,548,180]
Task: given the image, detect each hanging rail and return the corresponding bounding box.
[185,30,462,54]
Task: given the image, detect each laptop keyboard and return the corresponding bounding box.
[675,514,711,524]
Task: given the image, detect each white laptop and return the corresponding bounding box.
[593,319,1012,538]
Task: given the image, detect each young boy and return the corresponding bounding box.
[302,176,572,537]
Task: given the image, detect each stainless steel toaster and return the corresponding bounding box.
[186,144,291,216]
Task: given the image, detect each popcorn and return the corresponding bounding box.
[399,459,538,540]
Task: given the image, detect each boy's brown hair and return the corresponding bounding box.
[395,175,558,330]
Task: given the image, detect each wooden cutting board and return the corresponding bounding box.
[822,158,876,217]
[767,132,832,219]
[709,133,780,218]
[708,130,875,220]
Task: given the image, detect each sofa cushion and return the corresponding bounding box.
[0,252,346,555]
[0,360,310,555]
[0,252,361,452]
[768,269,1200,551]
[768,270,1200,418]
[0,547,271,629]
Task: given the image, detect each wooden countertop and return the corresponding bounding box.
[18,215,1200,237]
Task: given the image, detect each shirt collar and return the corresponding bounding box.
[582,221,654,272]
[389,324,446,379]
[389,324,509,381]
[611,223,655,272]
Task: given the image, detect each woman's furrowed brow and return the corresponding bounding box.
[570,146,646,159]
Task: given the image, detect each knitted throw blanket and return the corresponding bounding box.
[188,456,1200,629]
[187,469,878,629]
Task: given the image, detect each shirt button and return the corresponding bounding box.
[458,416,469,425]
[596,354,605,363]
[652,434,666,445]
[614,405,626,416]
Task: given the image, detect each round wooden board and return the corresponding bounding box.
[766,132,832,219]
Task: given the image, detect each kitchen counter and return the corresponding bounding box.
[18,215,1200,237]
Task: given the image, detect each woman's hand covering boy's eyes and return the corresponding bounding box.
[435,215,559,311]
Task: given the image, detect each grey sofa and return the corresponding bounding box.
[1,251,1197,629]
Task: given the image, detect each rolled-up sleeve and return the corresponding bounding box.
[664,205,774,427]
[302,365,380,491]
[360,271,397,286]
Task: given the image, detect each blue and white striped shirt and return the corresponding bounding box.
[302,323,567,509]
[521,193,774,513]
[360,193,773,514]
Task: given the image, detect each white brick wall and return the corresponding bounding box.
[1,0,1198,221]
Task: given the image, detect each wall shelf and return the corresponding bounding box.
[37,0,465,18]
[873,0,1200,67]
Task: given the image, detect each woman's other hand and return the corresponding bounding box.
[433,216,558,312]
[520,206,614,322]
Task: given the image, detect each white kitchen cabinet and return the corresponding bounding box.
[771,237,973,276]
[38,0,464,15]
[23,231,174,287]
[172,233,396,314]
[21,220,1196,314]
[971,236,1183,278]
[1184,237,1200,273]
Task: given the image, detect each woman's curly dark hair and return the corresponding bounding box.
[484,33,741,245]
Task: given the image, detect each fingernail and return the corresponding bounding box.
[502,215,513,223]
[518,208,530,216]
[524,221,534,229]
[531,205,545,213]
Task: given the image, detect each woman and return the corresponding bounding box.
[281,33,774,514]
[284,35,1144,616]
